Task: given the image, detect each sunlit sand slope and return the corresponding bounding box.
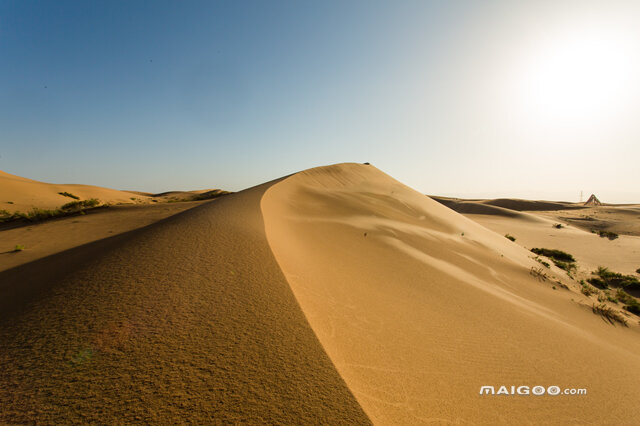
[262,163,640,425]
[0,180,369,423]
[0,170,146,212]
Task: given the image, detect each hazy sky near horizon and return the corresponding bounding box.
[2,0,639,202]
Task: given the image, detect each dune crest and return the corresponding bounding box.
[262,163,640,424]
[0,179,368,423]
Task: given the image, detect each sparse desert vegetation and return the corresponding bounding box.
[530,248,576,274]
[58,191,80,199]
[12,244,25,252]
[0,199,102,225]
[530,266,547,281]
[61,198,100,210]
[504,234,516,241]
[597,230,619,240]
[553,223,564,229]
[592,266,640,292]
[580,280,598,297]
[615,289,640,316]
[592,303,628,326]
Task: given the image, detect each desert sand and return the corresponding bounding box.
[0,170,149,212]
[1,163,639,424]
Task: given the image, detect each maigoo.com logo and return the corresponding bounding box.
[479,385,587,396]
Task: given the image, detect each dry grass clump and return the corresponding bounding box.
[592,303,628,327]
[530,266,547,281]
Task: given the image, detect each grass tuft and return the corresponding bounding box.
[13,244,25,252]
[580,280,598,297]
[504,234,516,242]
[592,303,627,326]
[530,266,547,281]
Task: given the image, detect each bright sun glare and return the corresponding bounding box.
[516,30,635,125]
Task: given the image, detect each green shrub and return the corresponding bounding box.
[594,267,640,289]
[505,234,516,242]
[597,230,618,240]
[625,303,640,316]
[61,198,100,211]
[616,289,640,317]
[58,192,79,200]
[13,244,25,252]
[552,259,576,273]
[581,282,597,297]
[534,256,550,268]
[530,248,575,262]
[587,277,608,289]
[553,223,564,229]
[26,208,63,221]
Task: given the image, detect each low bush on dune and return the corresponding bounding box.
[593,267,640,291]
[0,200,102,225]
[505,234,516,242]
[635,268,640,274]
[2,208,63,222]
[530,248,576,274]
[553,223,564,229]
[61,198,100,211]
[587,277,608,289]
[530,248,575,262]
[615,289,640,316]
[595,230,619,240]
[58,191,80,200]
[12,244,25,252]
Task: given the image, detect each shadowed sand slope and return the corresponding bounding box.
[262,163,640,424]
[0,170,147,212]
[0,181,369,423]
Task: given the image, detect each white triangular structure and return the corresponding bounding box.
[584,194,602,206]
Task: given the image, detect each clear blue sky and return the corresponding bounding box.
[2,0,639,202]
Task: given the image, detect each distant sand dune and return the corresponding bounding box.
[0,170,147,212]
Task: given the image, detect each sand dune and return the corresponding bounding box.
[0,202,203,273]
[432,196,538,220]
[2,163,639,424]
[481,198,583,212]
[262,163,640,424]
[465,213,640,279]
[0,170,148,212]
[0,179,368,423]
